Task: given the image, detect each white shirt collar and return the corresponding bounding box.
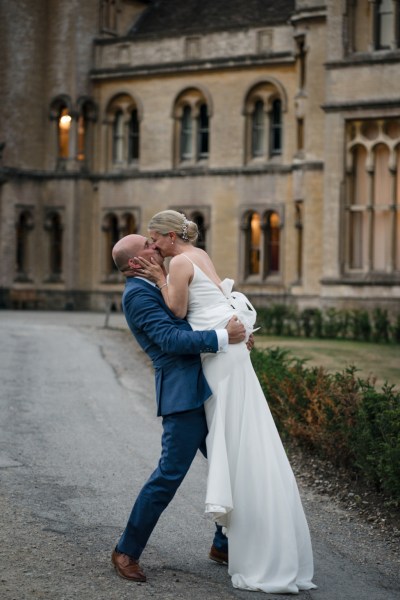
[134,276,158,288]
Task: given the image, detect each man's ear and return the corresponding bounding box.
[128,258,141,271]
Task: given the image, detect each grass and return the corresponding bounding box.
[254,335,400,389]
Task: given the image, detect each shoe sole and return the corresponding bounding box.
[208,553,228,566]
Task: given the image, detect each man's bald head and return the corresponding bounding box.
[112,235,146,272]
[112,234,163,277]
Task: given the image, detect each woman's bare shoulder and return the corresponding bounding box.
[185,248,222,282]
[169,253,195,274]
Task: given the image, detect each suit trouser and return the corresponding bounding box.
[117,405,225,559]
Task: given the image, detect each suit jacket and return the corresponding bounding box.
[122,277,218,417]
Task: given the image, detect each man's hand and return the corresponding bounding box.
[226,316,246,344]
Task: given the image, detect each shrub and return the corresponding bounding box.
[351,382,400,498]
[255,304,300,337]
[255,305,400,344]
[323,308,344,339]
[350,309,371,341]
[392,314,400,344]
[372,308,390,343]
[256,307,274,335]
[300,308,323,338]
[282,306,301,337]
[251,347,400,501]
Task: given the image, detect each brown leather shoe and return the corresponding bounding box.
[209,544,228,565]
[111,549,147,582]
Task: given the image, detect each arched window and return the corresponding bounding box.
[295,201,303,282]
[103,213,120,275]
[270,99,282,155]
[121,213,137,237]
[180,105,193,160]
[264,211,280,275]
[128,109,140,162]
[242,211,261,277]
[173,87,212,166]
[50,213,63,277]
[76,98,97,165]
[250,212,261,274]
[192,212,206,250]
[15,210,34,280]
[112,110,124,163]
[241,207,283,280]
[252,101,265,157]
[197,103,209,159]
[102,210,140,280]
[345,119,400,275]
[106,94,141,170]
[44,212,63,279]
[58,107,71,159]
[16,212,30,275]
[244,81,286,163]
[50,95,96,168]
[373,143,391,270]
[77,115,86,161]
[349,144,368,269]
[49,95,74,167]
[170,207,210,251]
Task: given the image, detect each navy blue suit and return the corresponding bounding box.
[116,277,226,559]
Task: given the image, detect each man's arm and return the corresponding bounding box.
[125,289,217,354]
[124,288,245,355]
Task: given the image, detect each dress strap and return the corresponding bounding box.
[181,253,195,266]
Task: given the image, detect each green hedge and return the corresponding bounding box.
[255,305,400,344]
[251,347,400,501]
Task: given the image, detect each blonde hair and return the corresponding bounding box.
[148,210,198,243]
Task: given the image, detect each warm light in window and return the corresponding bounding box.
[58,108,71,158]
[270,212,280,228]
[59,114,72,129]
[250,212,261,275]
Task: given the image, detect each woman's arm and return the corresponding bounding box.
[135,255,193,318]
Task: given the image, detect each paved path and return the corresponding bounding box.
[0,311,399,599]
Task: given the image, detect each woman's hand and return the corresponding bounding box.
[246,333,255,351]
[134,256,166,287]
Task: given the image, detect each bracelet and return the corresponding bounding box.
[158,282,168,290]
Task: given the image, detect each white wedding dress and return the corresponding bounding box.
[183,258,316,594]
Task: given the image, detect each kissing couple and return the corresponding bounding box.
[111,209,316,594]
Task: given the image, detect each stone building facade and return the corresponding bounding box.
[0,0,399,312]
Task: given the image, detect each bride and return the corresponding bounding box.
[136,210,316,594]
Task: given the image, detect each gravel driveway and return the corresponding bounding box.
[0,311,399,600]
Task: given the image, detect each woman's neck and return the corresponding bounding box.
[172,240,192,256]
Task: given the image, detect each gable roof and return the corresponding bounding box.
[129,0,295,38]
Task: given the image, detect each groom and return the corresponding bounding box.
[111,234,245,582]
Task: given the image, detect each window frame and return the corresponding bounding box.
[374,0,395,50]
[240,206,284,282]
[344,118,400,278]
[101,208,140,282]
[15,208,34,282]
[172,87,212,168]
[197,103,209,160]
[244,81,286,165]
[44,210,64,282]
[169,205,210,251]
[105,93,142,171]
